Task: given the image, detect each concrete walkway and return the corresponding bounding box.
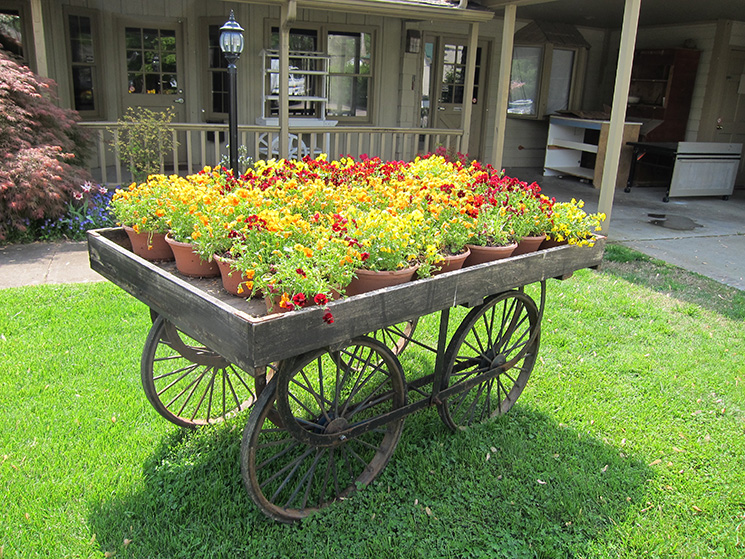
[0,240,103,289]
[1,169,743,291]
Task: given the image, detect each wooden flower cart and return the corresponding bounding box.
[87,227,605,523]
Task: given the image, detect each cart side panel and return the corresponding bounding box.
[87,229,258,374]
[249,240,605,365]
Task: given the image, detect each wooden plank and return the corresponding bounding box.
[89,228,604,370]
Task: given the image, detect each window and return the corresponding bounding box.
[508,46,541,116]
[0,5,24,61]
[207,24,229,115]
[125,27,178,95]
[327,31,371,118]
[264,26,373,121]
[507,22,588,119]
[67,13,99,114]
[438,43,482,105]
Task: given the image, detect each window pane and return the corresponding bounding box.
[125,28,141,49]
[0,10,24,59]
[69,15,95,64]
[72,66,95,111]
[127,50,142,71]
[208,25,227,69]
[269,28,318,52]
[327,75,368,117]
[128,73,143,93]
[508,46,541,115]
[546,48,575,115]
[145,73,160,94]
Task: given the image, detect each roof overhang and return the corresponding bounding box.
[235,0,494,22]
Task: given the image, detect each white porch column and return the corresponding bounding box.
[598,0,641,235]
[460,22,480,155]
[279,0,297,159]
[29,0,48,77]
[491,3,516,171]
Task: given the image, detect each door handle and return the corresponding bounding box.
[716,124,723,130]
[173,98,185,104]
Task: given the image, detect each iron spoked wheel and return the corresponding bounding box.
[369,320,418,355]
[241,337,406,522]
[437,291,540,431]
[141,316,266,428]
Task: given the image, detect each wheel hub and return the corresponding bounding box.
[324,417,350,435]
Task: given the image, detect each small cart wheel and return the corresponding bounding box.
[141,316,266,428]
[437,291,540,431]
[241,337,406,522]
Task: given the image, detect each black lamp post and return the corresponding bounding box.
[220,11,244,175]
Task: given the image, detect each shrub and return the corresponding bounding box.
[0,48,92,241]
[110,107,177,183]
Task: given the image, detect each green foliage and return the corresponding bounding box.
[111,107,178,183]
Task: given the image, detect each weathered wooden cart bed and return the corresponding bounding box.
[88,227,605,522]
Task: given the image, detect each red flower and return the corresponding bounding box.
[292,293,307,306]
[322,311,334,324]
[314,293,328,306]
[296,267,307,278]
[360,252,370,262]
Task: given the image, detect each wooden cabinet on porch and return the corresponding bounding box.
[626,48,701,142]
[543,116,641,189]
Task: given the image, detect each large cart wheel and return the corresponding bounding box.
[241,337,406,522]
[437,291,540,431]
[369,319,418,355]
[141,316,266,428]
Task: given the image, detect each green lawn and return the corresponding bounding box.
[1,246,743,558]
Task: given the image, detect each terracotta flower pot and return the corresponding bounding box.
[432,247,471,275]
[214,254,252,296]
[344,265,419,296]
[165,235,220,278]
[539,237,569,250]
[463,242,518,267]
[512,234,547,256]
[123,226,174,261]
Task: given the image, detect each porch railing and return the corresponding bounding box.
[78,122,463,186]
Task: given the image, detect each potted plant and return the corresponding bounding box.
[544,199,606,248]
[464,203,517,266]
[109,177,173,261]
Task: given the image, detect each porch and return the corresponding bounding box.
[79,122,463,186]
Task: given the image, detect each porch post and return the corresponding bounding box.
[597,0,641,235]
[491,3,516,171]
[460,22,479,156]
[29,0,49,77]
[279,1,296,158]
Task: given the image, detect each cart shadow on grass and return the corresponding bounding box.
[87,406,651,558]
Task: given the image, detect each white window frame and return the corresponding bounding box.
[508,43,586,120]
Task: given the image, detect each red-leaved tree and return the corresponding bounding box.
[0,47,92,240]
